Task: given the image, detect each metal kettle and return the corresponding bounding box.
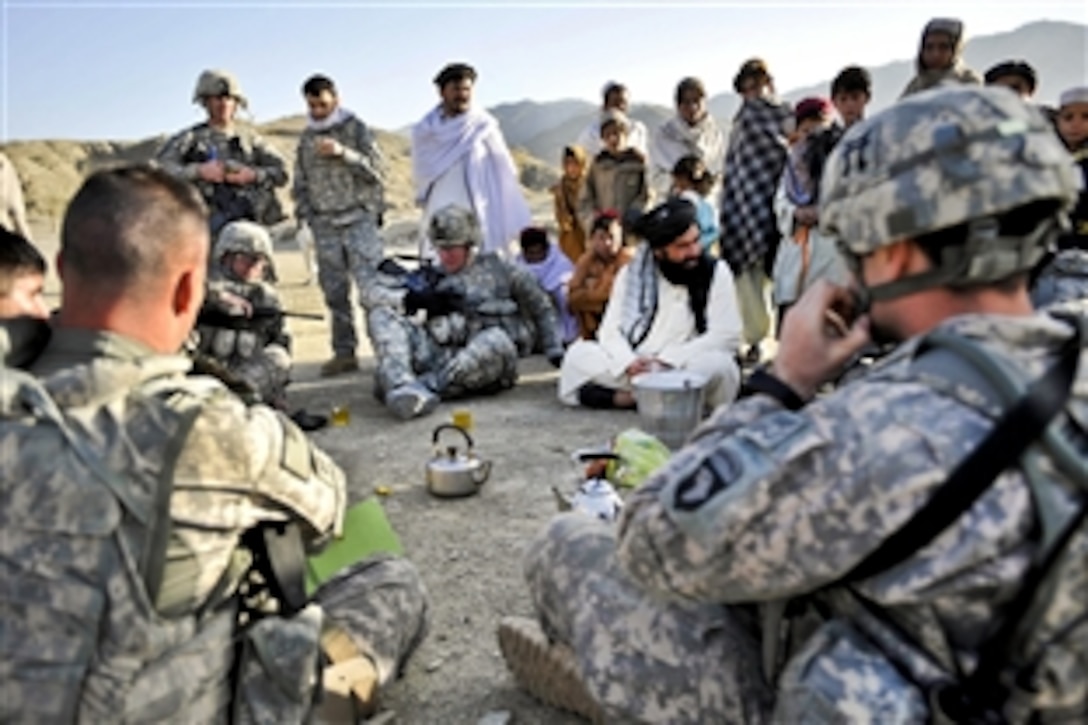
[425,424,492,498]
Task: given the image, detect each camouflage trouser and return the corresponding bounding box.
[1031,249,1088,309]
[524,514,774,724]
[230,344,291,407]
[234,554,428,723]
[312,214,383,357]
[367,307,519,400]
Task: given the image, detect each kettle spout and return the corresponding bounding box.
[551,485,573,512]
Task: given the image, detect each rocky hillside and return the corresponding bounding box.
[1,116,555,228]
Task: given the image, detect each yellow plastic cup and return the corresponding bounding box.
[330,404,350,427]
[451,408,473,431]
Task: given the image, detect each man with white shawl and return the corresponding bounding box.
[412,63,531,260]
[558,198,741,410]
[648,77,725,209]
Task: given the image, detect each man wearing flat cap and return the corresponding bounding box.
[156,69,288,236]
[558,197,742,410]
[412,62,530,260]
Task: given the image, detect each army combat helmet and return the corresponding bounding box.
[215,220,276,281]
[193,69,248,108]
[820,84,1078,303]
[429,204,481,248]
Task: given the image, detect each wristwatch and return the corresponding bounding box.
[738,367,807,411]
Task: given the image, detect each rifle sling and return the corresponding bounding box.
[844,328,1080,583]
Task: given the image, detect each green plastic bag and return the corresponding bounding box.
[605,429,672,489]
[305,498,403,594]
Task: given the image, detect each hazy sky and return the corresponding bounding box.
[1,0,1085,141]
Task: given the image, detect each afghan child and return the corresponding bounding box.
[516,227,578,345]
[580,110,649,243]
[551,145,588,264]
[0,228,48,320]
[670,155,719,252]
[830,65,872,129]
[1031,86,1088,308]
[771,97,850,330]
[567,210,634,340]
[900,18,982,97]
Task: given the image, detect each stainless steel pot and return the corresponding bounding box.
[631,369,709,449]
[425,424,492,498]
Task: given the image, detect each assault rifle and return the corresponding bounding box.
[197,306,324,331]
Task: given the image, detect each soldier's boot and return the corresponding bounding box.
[497,616,606,724]
[385,381,440,420]
[321,355,359,378]
[318,625,380,721]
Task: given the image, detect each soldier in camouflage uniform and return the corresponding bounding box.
[498,86,1088,723]
[195,220,291,408]
[293,74,387,378]
[156,69,288,237]
[366,204,565,419]
[4,166,426,722]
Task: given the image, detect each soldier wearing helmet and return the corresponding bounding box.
[194,220,326,429]
[156,69,288,236]
[498,86,1088,724]
[364,204,564,419]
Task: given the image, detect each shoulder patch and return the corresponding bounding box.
[280,415,313,480]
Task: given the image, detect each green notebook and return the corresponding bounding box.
[305,498,403,595]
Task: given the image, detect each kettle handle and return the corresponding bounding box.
[472,459,492,486]
[432,423,474,450]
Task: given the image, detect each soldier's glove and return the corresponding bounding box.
[404,288,464,316]
[546,348,565,368]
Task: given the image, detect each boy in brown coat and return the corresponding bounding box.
[568,211,633,339]
[580,110,648,240]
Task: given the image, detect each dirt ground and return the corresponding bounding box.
[34,216,636,725]
[279,221,629,724]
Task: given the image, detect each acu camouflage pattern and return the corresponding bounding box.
[820,85,1078,257]
[293,112,385,223]
[429,204,482,248]
[367,250,562,399]
[1033,249,1088,309]
[196,225,292,407]
[193,68,248,107]
[523,311,1088,722]
[3,322,427,721]
[293,114,387,356]
[155,122,288,229]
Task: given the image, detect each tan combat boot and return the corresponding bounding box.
[497,616,605,724]
[320,355,359,378]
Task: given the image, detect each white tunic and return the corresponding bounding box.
[558,260,742,407]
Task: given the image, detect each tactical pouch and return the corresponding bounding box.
[773,619,930,724]
[232,604,323,725]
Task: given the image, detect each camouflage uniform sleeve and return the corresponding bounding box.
[291,141,312,224]
[255,283,291,350]
[340,119,385,187]
[250,132,289,189]
[615,381,964,603]
[155,128,202,182]
[508,261,562,354]
[172,387,347,547]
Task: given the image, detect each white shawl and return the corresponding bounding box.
[412,106,531,257]
[648,115,725,201]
